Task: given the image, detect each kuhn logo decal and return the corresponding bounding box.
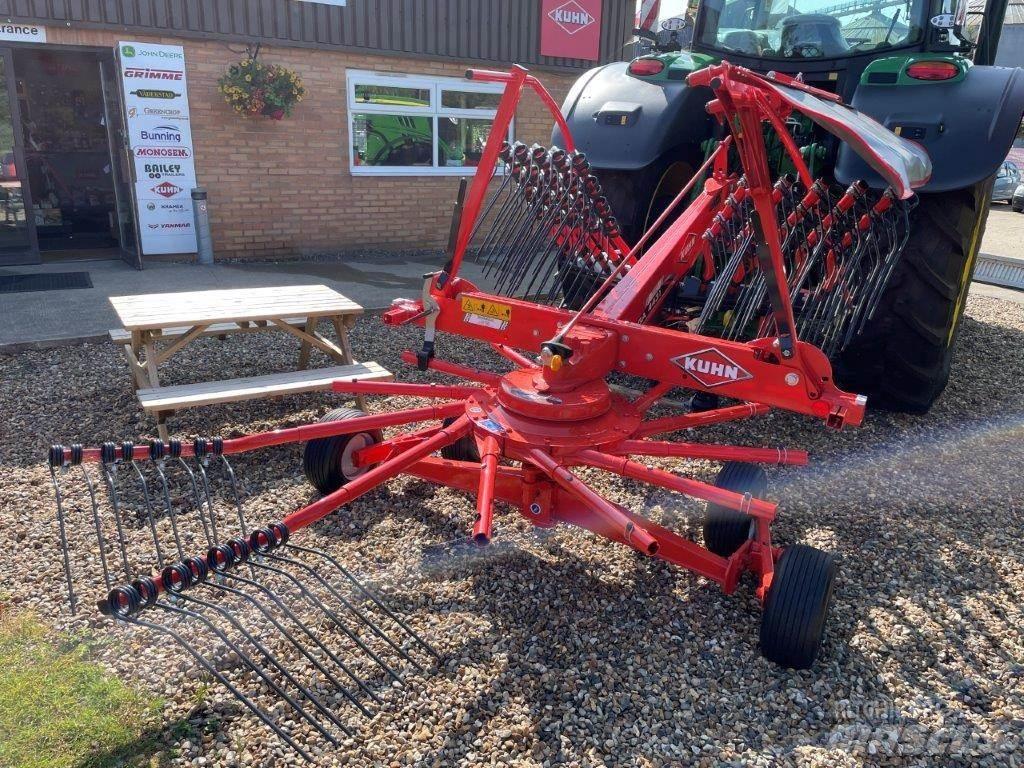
[548,1,595,34]
[673,348,753,388]
[152,181,183,198]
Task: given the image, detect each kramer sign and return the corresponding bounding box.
[118,42,198,256]
[540,0,602,60]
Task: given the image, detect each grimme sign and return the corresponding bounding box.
[118,42,198,255]
[540,0,602,61]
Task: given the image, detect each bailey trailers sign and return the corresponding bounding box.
[540,0,602,60]
[118,42,198,256]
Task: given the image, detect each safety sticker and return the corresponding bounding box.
[461,296,512,330]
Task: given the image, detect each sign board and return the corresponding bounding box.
[540,0,603,61]
[0,23,46,43]
[118,42,198,255]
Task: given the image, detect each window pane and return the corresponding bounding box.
[439,117,496,167]
[353,83,431,108]
[441,90,501,111]
[352,113,435,167]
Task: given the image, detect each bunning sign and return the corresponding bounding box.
[118,42,198,255]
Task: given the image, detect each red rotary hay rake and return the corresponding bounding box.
[48,62,930,756]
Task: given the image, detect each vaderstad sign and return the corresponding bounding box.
[540,0,602,60]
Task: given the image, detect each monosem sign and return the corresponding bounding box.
[119,41,198,256]
[540,0,603,61]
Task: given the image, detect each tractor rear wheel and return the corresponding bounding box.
[440,417,480,462]
[833,179,993,413]
[703,461,767,557]
[303,407,383,495]
[760,544,836,669]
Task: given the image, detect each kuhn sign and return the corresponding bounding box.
[540,0,602,60]
[672,348,754,388]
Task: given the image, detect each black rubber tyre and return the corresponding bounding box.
[440,417,480,462]
[689,391,721,413]
[302,407,383,495]
[833,179,993,413]
[703,461,767,557]
[760,544,836,669]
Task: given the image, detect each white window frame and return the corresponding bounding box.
[346,69,513,177]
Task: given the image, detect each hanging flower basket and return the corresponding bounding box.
[218,58,305,119]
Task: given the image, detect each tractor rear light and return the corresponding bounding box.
[628,58,665,77]
[905,61,959,81]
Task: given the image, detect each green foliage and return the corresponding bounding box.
[0,611,165,768]
[218,57,305,120]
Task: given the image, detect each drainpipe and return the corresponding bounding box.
[192,187,214,265]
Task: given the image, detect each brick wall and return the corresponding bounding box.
[46,28,578,260]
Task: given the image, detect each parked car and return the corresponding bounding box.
[992,161,1021,203]
[1012,182,1024,212]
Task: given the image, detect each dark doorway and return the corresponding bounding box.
[11,47,136,263]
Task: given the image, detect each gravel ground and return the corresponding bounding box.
[1,294,1023,767]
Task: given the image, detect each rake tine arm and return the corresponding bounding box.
[174,591,347,741]
[610,439,808,467]
[525,448,660,556]
[574,449,777,520]
[286,542,442,661]
[48,465,77,614]
[636,403,771,438]
[405,456,524,506]
[124,615,314,762]
[399,350,503,385]
[630,381,676,415]
[330,379,484,399]
[473,436,501,546]
[284,415,474,532]
[490,343,538,369]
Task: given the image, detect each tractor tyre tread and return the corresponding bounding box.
[833,179,993,414]
[440,417,480,462]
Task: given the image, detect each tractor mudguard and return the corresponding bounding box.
[552,61,714,171]
[835,64,1024,193]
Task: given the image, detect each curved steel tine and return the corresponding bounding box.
[99,460,133,580]
[287,543,441,661]
[220,570,381,711]
[244,559,406,686]
[174,592,348,741]
[259,550,425,672]
[49,465,77,614]
[154,601,329,744]
[123,614,314,762]
[193,457,220,543]
[79,464,112,593]
[175,458,212,547]
[219,455,248,536]
[152,459,185,559]
[130,460,166,566]
[199,577,368,716]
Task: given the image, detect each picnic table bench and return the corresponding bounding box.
[109,285,391,439]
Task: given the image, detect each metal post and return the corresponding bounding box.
[192,187,214,265]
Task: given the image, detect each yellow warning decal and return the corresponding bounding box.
[461,296,512,325]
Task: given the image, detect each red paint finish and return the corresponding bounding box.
[540,0,603,61]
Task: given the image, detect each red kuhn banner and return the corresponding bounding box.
[540,0,603,61]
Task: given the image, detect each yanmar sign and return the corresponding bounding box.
[540,0,602,60]
[672,348,753,389]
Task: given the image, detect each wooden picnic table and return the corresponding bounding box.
[109,284,390,440]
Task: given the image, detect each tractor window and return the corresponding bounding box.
[347,71,512,176]
[697,0,927,58]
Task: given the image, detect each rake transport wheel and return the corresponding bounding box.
[760,544,837,669]
[833,179,993,413]
[440,416,480,462]
[303,407,383,495]
[703,462,768,557]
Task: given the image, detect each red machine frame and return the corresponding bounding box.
[70,62,884,618]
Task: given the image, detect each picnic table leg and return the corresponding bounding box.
[297,316,316,370]
[332,315,368,412]
[140,331,170,441]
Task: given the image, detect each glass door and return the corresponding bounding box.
[0,47,38,265]
[99,56,141,269]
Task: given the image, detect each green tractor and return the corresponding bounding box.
[555,0,1023,412]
